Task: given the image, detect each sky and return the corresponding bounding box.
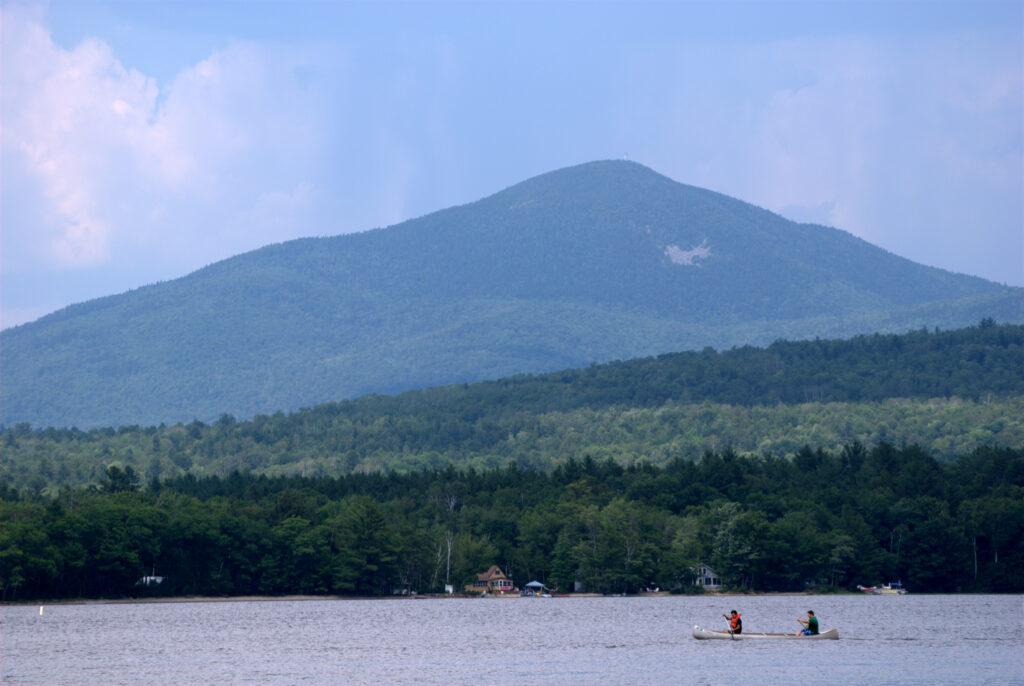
[2,0,1022,329]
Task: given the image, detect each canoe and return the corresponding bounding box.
[692,625,839,640]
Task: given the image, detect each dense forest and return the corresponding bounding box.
[3,323,1020,600]
[2,323,1021,493]
[1,443,1021,601]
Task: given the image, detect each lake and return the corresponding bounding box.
[2,594,1021,685]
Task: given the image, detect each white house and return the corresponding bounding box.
[691,564,721,590]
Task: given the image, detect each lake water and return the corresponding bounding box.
[2,594,1021,685]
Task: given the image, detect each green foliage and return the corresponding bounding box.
[1,323,1020,600]
[101,465,140,494]
[1,443,1021,601]
[2,325,1021,494]
[3,161,1021,429]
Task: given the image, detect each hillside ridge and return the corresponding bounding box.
[2,323,1020,493]
[2,160,1021,429]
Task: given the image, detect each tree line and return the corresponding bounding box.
[2,443,1021,601]
[2,323,1021,493]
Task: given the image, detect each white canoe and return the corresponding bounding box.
[692,625,839,640]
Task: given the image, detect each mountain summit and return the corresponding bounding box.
[3,161,1020,428]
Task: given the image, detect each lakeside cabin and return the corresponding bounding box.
[691,564,721,591]
[465,565,514,594]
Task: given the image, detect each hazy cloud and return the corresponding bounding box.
[648,32,1021,282]
[2,4,331,279]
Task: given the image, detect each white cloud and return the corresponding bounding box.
[1,4,332,278]
[3,6,152,266]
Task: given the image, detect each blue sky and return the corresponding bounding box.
[2,0,1021,329]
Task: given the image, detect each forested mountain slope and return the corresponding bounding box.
[3,161,1021,429]
[3,324,1020,492]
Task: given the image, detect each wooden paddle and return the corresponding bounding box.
[723,613,736,639]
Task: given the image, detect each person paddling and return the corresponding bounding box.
[796,610,818,636]
[722,610,742,635]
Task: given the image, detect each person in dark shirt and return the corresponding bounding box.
[723,610,742,634]
[797,610,818,635]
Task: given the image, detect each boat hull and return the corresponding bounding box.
[692,626,839,640]
[858,583,908,595]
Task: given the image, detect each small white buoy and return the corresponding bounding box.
[40,606,44,615]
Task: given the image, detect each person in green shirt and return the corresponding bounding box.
[796,610,819,635]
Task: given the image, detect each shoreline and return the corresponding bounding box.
[4,590,848,607]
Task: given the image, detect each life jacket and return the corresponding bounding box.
[729,613,742,630]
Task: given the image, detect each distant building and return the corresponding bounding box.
[465,565,514,593]
[691,564,721,590]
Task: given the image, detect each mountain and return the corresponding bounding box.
[2,160,1021,429]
